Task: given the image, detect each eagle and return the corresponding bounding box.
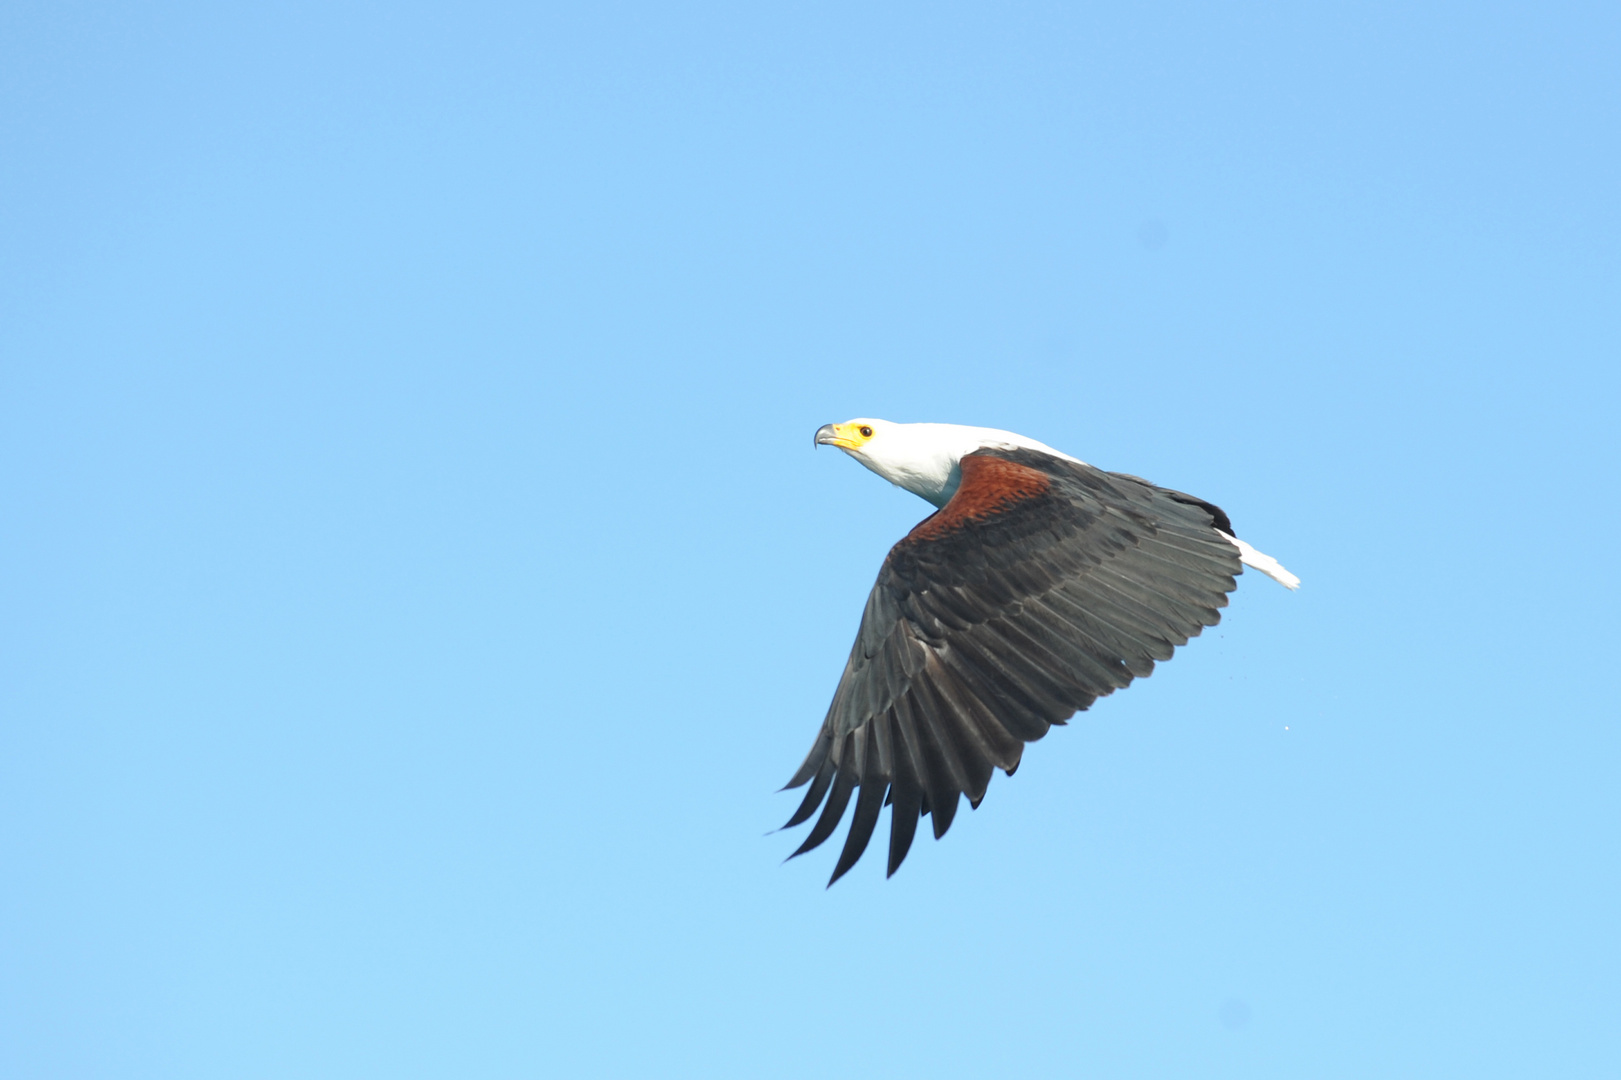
[785,419,1299,885]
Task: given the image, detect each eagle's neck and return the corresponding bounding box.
[852,423,1082,508]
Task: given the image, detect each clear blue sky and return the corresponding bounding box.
[3,2,1618,1076]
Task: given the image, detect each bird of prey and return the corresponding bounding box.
[785,419,1298,885]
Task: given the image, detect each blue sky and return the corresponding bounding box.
[3,2,1618,1076]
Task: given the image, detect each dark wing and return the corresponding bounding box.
[784,447,1242,885]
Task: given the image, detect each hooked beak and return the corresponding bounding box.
[814,423,845,449]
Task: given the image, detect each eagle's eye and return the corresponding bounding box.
[858,426,874,438]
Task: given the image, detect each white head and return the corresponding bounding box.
[813,418,1081,508]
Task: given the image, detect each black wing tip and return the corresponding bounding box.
[786,833,825,861]
[781,758,837,830]
[781,779,930,886]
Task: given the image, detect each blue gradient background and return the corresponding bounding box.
[3,3,1617,1076]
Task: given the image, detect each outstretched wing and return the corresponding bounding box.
[784,447,1243,885]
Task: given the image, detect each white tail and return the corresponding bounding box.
[1218,530,1300,590]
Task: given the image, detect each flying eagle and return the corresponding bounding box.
[785,419,1299,885]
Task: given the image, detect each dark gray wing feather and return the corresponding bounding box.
[783,448,1243,884]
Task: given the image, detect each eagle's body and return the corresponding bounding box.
[787,419,1298,885]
